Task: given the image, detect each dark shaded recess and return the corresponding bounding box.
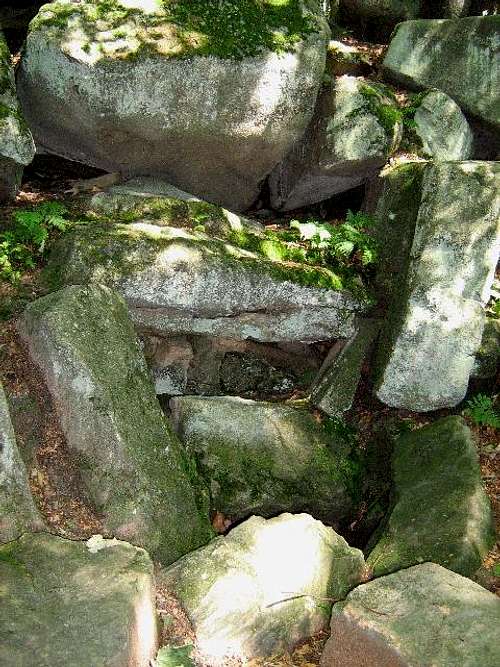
[22,154,107,191]
[0,2,45,51]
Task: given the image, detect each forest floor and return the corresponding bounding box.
[0,156,499,667]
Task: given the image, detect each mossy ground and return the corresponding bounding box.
[32,0,320,60]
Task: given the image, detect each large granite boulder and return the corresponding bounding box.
[20,285,213,564]
[17,0,330,211]
[0,29,35,200]
[0,533,158,667]
[269,76,402,211]
[321,563,500,667]
[169,396,359,525]
[44,220,370,343]
[367,417,494,577]
[162,513,368,662]
[382,16,500,131]
[375,161,500,411]
[411,89,473,160]
[0,381,43,543]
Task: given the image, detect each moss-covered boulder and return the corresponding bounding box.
[269,76,402,211]
[44,220,369,343]
[19,285,213,564]
[382,16,500,131]
[0,533,158,667]
[162,513,368,662]
[410,89,473,160]
[169,396,359,525]
[0,381,43,543]
[375,161,500,411]
[18,0,330,211]
[311,319,380,417]
[0,29,35,200]
[472,317,500,379]
[321,563,500,667]
[367,417,495,577]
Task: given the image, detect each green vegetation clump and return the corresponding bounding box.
[32,0,320,60]
[0,202,72,282]
[464,394,500,429]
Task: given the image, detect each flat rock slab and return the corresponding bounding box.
[20,284,213,564]
[169,396,358,524]
[0,30,35,200]
[162,513,367,663]
[45,221,368,342]
[382,16,500,130]
[18,1,329,211]
[321,563,500,667]
[0,381,43,543]
[269,76,402,211]
[367,416,494,577]
[375,161,500,411]
[0,533,158,667]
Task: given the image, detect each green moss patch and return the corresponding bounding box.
[32,0,321,60]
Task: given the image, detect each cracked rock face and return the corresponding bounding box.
[17,0,330,210]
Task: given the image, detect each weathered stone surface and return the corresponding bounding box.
[311,319,379,417]
[169,396,358,525]
[0,532,158,667]
[375,161,500,411]
[45,222,369,343]
[412,89,473,160]
[269,76,402,211]
[382,16,500,130]
[18,1,330,211]
[472,317,500,379]
[367,416,494,577]
[162,513,367,662]
[0,29,35,200]
[321,563,500,667]
[365,161,426,303]
[85,177,265,238]
[0,381,43,543]
[20,285,213,564]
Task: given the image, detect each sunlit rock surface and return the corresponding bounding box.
[0,533,158,667]
[269,76,402,211]
[382,16,500,130]
[0,381,43,543]
[162,513,367,662]
[169,396,357,524]
[19,284,213,564]
[375,161,500,411]
[411,89,473,160]
[0,29,35,200]
[17,0,330,210]
[321,563,500,667]
[44,219,369,342]
[366,416,494,577]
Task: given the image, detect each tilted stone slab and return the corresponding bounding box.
[0,381,43,543]
[18,1,330,211]
[412,89,473,160]
[367,416,494,577]
[45,222,369,342]
[321,563,500,667]
[20,285,213,564]
[311,319,380,417]
[169,396,357,525]
[375,161,500,410]
[0,533,158,667]
[0,30,35,200]
[162,513,368,662]
[382,16,500,130]
[269,76,402,211]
